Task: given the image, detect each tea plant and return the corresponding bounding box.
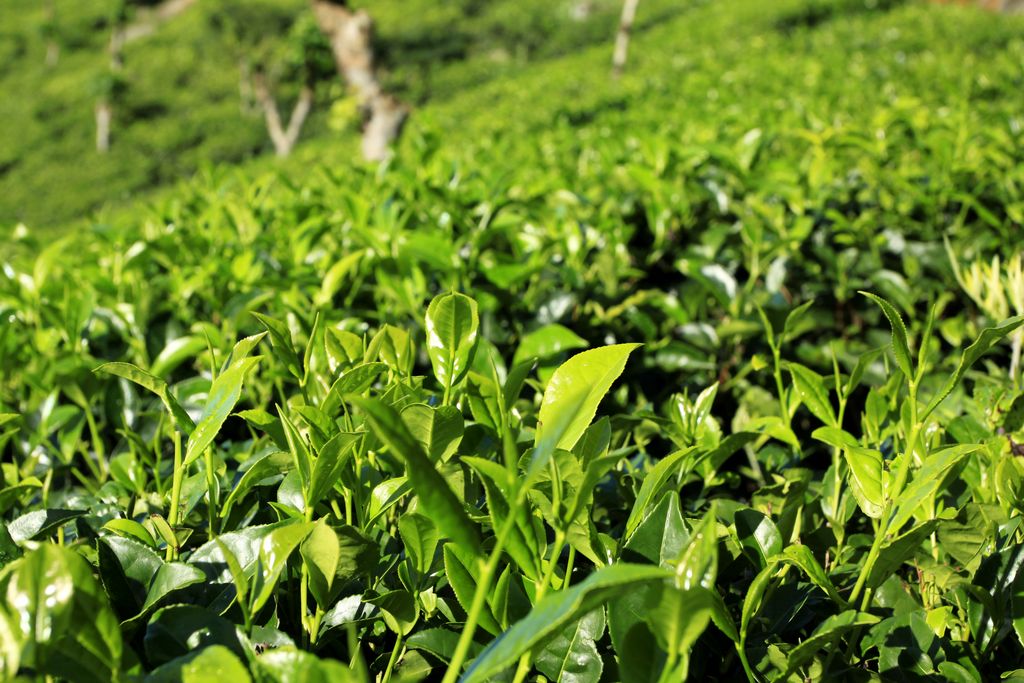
[3,0,1024,681]
[2,271,1024,681]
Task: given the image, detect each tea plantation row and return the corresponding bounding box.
[2,0,1024,681]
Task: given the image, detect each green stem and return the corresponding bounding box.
[848,524,883,610]
[83,405,108,481]
[443,492,525,683]
[300,562,311,647]
[888,390,921,501]
[152,430,165,494]
[739,566,789,680]
[76,435,104,484]
[772,348,788,428]
[308,607,324,647]
[737,642,757,683]
[205,447,218,538]
[69,467,99,495]
[241,597,253,637]
[1010,328,1022,389]
[301,506,314,643]
[789,503,803,544]
[536,530,568,601]
[656,660,683,683]
[849,398,922,610]
[564,545,576,588]
[831,392,848,552]
[167,430,184,562]
[830,450,844,547]
[41,468,53,507]
[445,366,525,682]
[499,390,519,472]
[511,529,568,683]
[381,633,404,683]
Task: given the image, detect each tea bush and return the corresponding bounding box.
[2,0,1024,681]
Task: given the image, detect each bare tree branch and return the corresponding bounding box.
[311,1,408,161]
[253,72,314,157]
[612,0,640,78]
[118,0,198,45]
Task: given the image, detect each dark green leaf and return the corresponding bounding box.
[250,521,314,614]
[255,647,360,682]
[867,520,940,590]
[844,446,885,519]
[734,508,782,569]
[401,404,464,463]
[624,447,698,539]
[8,508,87,543]
[307,431,361,509]
[253,312,301,380]
[512,324,588,367]
[221,451,294,520]
[95,362,195,433]
[783,610,879,679]
[776,545,846,608]
[352,397,481,557]
[443,544,502,636]
[144,605,247,667]
[534,609,605,683]
[889,444,977,532]
[463,564,671,683]
[398,512,439,576]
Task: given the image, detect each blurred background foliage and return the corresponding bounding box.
[0,0,645,229]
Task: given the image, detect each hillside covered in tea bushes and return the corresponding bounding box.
[0,0,649,229]
[3,0,1024,681]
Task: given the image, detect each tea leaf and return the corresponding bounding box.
[185,357,260,466]
[533,344,640,477]
[463,564,672,683]
[923,316,1024,419]
[425,292,480,394]
[860,291,914,383]
[844,446,885,519]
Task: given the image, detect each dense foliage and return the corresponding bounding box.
[3,0,1024,681]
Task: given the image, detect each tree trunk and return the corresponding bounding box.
[238,59,257,115]
[120,0,198,44]
[253,72,314,157]
[93,0,197,153]
[46,41,60,67]
[361,94,406,161]
[95,100,112,153]
[44,0,60,67]
[311,0,408,161]
[612,0,640,78]
[96,28,124,154]
[109,22,125,70]
[570,1,595,21]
